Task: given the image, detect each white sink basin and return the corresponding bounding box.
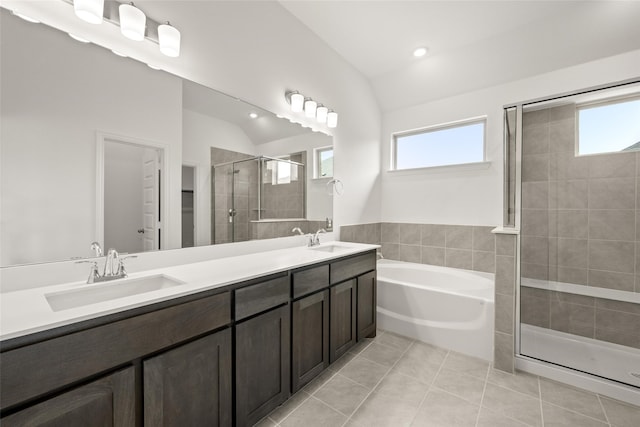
[310,244,351,253]
[46,274,185,312]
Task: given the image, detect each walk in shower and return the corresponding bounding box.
[506,81,640,390]
[212,154,306,244]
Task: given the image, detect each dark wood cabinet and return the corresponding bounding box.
[329,279,357,362]
[357,271,377,340]
[291,289,330,392]
[235,304,290,427]
[143,329,232,427]
[2,367,135,427]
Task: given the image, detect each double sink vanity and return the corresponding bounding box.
[0,241,378,426]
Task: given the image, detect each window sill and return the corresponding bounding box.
[387,161,492,175]
[312,176,333,181]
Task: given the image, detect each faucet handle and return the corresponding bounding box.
[75,260,100,284]
[117,255,138,278]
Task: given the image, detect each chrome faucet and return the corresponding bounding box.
[310,228,326,247]
[76,244,137,283]
[292,227,304,236]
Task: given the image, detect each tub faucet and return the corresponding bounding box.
[377,252,384,260]
[311,228,326,246]
[91,241,102,257]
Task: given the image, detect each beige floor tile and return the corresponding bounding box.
[540,378,607,421]
[302,369,336,395]
[349,391,420,427]
[391,342,447,385]
[339,356,389,389]
[482,383,542,427]
[542,402,608,427]
[373,370,429,406]
[268,390,310,424]
[476,407,529,427]
[600,396,640,427]
[375,330,414,351]
[487,368,540,398]
[433,368,485,405]
[328,350,358,373]
[280,397,347,427]
[359,342,406,367]
[411,389,480,427]
[313,374,370,416]
[252,415,277,427]
[441,351,490,380]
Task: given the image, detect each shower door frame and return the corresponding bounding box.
[504,77,640,404]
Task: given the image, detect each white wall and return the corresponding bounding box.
[381,49,640,227]
[258,132,334,221]
[0,11,182,265]
[182,108,257,247]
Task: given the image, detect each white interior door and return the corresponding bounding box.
[142,149,160,251]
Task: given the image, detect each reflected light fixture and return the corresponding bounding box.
[158,22,181,57]
[289,92,304,113]
[316,105,328,123]
[249,112,258,119]
[119,2,146,41]
[12,10,41,23]
[74,0,104,25]
[68,33,91,43]
[304,98,317,118]
[327,111,338,128]
[147,64,162,70]
[111,49,127,57]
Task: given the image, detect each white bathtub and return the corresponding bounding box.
[520,323,640,388]
[377,260,495,361]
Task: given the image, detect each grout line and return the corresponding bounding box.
[343,336,416,426]
[544,400,612,426]
[473,359,492,427]
[537,375,545,427]
[407,348,451,426]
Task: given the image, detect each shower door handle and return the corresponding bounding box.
[228,208,236,223]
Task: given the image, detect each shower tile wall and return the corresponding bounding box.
[260,152,306,219]
[520,105,640,349]
[340,222,496,274]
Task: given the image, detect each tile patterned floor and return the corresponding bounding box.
[256,329,640,427]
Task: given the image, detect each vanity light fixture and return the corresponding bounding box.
[68,33,91,43]
[11,10,41,24]
[158,22,181,57]
[304,98,317,118]
[316,105,328,123]
[287,91,304,113]
[119,2,146,41]
[327,111,338,128]
[74,0,104,25]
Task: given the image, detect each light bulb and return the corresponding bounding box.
[158,22,181,57]
[119,3,146,41]
[74,0,104,24]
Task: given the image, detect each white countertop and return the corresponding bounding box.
[0,241,378,342]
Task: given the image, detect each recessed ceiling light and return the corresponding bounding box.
[249,112,258,119]
[68,33,90,43]
[413,47,428,58]
[12,10,40,23]
[111,49,127,57]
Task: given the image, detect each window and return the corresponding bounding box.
[315,146,333,178]
[392,119,485,170]
[578,97,640,156]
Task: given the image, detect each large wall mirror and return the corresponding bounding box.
[0,8,333,267]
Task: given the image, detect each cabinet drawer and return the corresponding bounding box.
[235,275,289,321]
[292,264,329,299]
[0,291,231,411]
[330,252,376,284]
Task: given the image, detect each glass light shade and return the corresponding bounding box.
[304,99,317,118]
[119,3,146,41]
[74,0,104,24]
[158,23,181,57]
[327,111,338,128]
[290,93,304,112]
[316,106,328,123]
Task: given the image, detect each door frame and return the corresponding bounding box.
[181,162,199,247]
[96,131,170,252]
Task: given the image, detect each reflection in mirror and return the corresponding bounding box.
[0,8,333,267]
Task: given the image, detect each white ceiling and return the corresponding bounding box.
[280,1,640,111]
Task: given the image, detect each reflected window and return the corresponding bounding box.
[578,97,640,155]
[315,146,333,178]
[392,119,485,170]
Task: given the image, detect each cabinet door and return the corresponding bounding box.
[2,367,135,427]
[330,279,357,363]
[236,304,290,427]
[292,290,330,392]
[357,271,377,341]
[143,329,232,427]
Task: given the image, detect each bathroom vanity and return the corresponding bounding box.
[0,243,377,427]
